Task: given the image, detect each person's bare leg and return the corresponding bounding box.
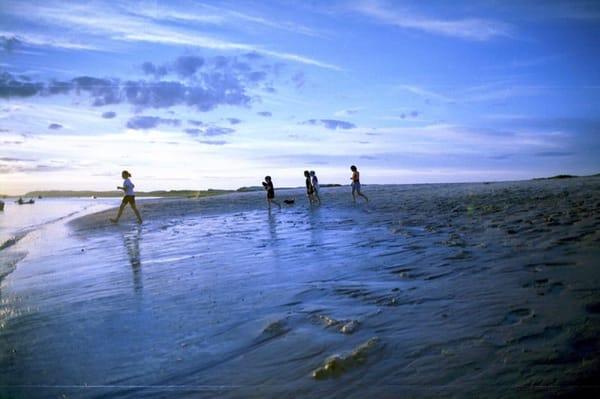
[111,202,126,223]
[352,190,357,203]
[131,203,143,223]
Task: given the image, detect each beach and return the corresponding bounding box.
[1,177,599,398]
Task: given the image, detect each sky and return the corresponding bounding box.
[1,0,599,194]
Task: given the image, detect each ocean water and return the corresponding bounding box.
[0,180,599,398]
[0,198,116,282]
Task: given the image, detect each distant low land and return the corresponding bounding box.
[0,184,343,198]
[533,174,590,180]
[3,174,600,198]
[17,189,233,199]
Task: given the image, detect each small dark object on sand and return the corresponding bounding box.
[16,198,35,205]
[284,199,295,205]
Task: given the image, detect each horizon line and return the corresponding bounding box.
[2,173,597,197]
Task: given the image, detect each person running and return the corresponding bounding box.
[350,165,369,203]
[262,176,281,210]
[304,170,315,205]
[310,170,321,205]
[111,170,143,224]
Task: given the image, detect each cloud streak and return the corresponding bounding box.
[3,2,340,70]
[126,116,181,130]
[351,1,513,41]
[183,124,235,137]
[302,119,356,130]
[0,32,102,51]
[397,82,542,104]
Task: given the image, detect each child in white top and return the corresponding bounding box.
[111,170,143,223]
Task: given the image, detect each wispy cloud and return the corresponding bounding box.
[368,123,569,157]
[3,2,340,70]
[0,32,101,51]
[398,85,454,102]
[183,124,235,138]
[301,119,356,130]
[126,2,325,38]
[126,116,181,130]
[334,107,362,117]
[535,151,573,157]
[397,82,542,104]
[351,1,513,41]
[197,139,227,146]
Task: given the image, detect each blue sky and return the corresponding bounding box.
[1,0,599,194]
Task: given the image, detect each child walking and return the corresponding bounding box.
[262,176,281,210]
[304,170,315,205]
[111,170,143,224]
[310,170,321,205]
[350,165,369,203]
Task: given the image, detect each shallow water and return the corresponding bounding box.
[1,179,599,398]
[0,197,116,286]
[0,197,112,243]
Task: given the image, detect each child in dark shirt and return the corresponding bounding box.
[304,170,315,205]
[262,176,281,210]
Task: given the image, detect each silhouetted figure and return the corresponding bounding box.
[350,165,369,203]
[111,170,143,224]
[310,170,321,205]
[304,170,316,205]
[262,176,281,210]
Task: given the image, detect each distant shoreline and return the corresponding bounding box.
[1,184,343,198]
[1,174,598,198]
[14,189,233,199]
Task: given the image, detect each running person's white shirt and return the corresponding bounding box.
[123,178,135,196]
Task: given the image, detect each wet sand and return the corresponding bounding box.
[1,177,599,397]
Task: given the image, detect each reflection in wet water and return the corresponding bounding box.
[123,226,142,293]
[267,213,277,240]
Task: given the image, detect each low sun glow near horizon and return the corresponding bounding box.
[1,0,600,195]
